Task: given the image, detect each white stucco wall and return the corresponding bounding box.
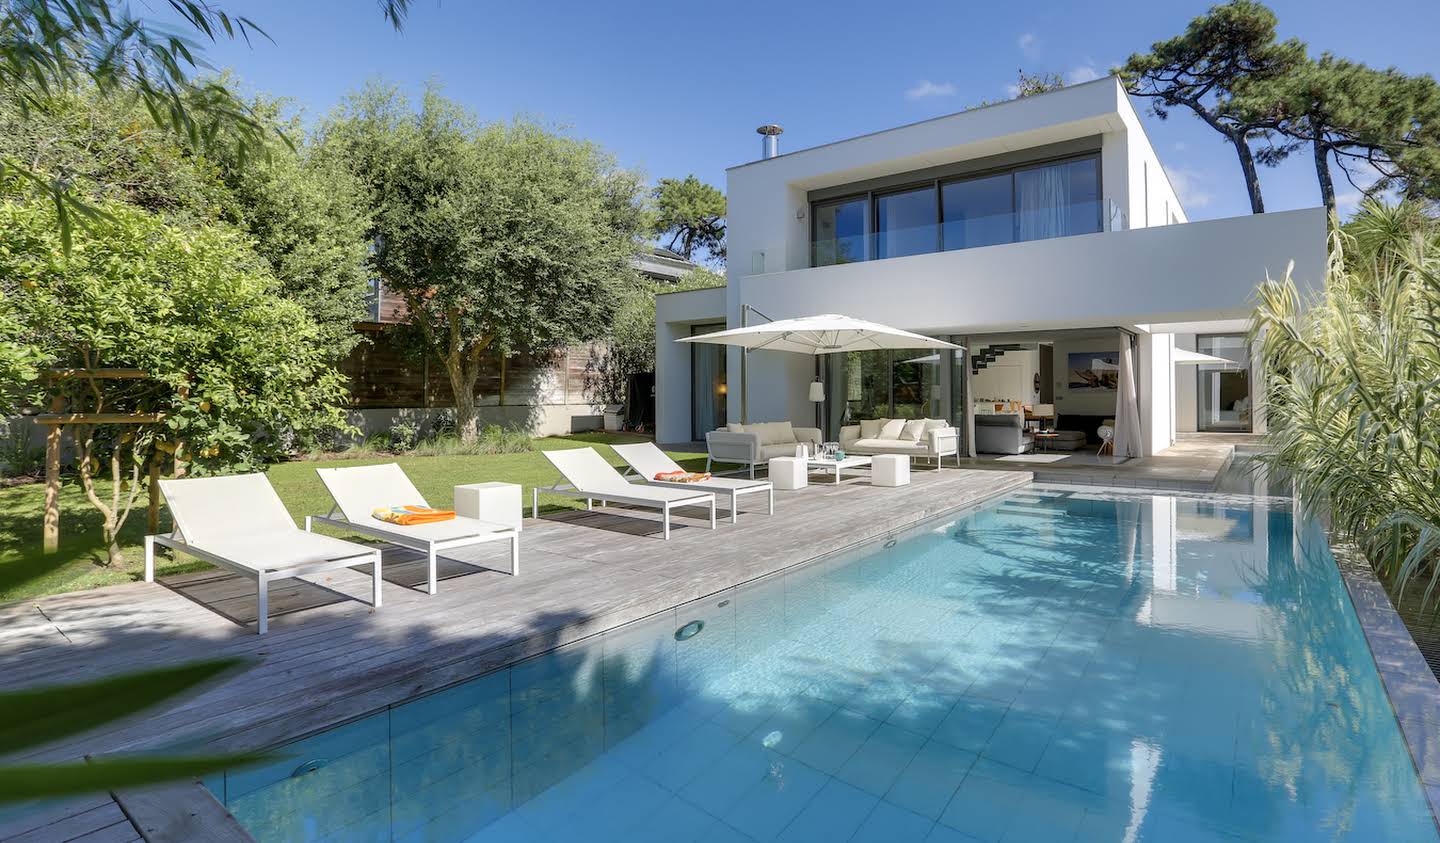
[655,286,727,444]
[1141,332,1176,454]
[718,209,1323,436]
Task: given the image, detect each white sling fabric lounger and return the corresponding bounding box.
[536,447,716,539]
[147,473,382,634]
[310,463,519,595]
[611,441,773,525]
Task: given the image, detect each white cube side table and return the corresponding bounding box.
[768,457,807,491]
[454,482,523,531]
[872,454,911,487]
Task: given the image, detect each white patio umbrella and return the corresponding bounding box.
[678,312,961,423]
[680,313,961,355]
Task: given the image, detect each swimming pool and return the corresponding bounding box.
[208,485,1439,841]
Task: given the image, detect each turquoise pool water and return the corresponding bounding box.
[210,485,1438,842]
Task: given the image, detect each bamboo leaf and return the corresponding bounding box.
[0,755,266,803]
[0,658,251,756]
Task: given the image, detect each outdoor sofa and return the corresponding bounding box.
[839,417,961,467]
[705,421,822,478]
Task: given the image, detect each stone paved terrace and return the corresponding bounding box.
[956,437,1236,491]
[0,465,1030,841]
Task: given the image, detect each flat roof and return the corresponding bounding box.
[727,75,1121,173]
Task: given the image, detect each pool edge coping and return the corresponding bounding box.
[1328,533,1440,829]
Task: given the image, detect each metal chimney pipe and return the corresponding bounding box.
[757,124,783,159]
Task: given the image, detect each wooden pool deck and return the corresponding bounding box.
[0,467,1030,840]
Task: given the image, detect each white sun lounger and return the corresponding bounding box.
[146,473,382,634]
[309,463,519,595]
[535,447,716,539]
[611,441,773,524]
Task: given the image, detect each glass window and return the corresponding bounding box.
[875,186,938,259]
[941,173,1014,250]
[1014,158,1100,241]
[1196,335,1252,432]
[812,197,868,266]
[892,349,943,419]
[690,323,728,439]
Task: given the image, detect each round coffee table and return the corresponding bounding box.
[1034,431,1061,453]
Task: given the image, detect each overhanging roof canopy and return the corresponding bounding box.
[1173,348,1240,367]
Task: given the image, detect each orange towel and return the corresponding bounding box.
[654,471,711,483]
[372,505,456,526]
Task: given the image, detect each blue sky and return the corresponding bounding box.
[189,0,1439,222]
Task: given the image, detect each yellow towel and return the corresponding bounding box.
[372,505,456,526]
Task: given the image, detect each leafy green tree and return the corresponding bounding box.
[1119,0,1305,214]
[0,292,40,415]
[598,268,726,404]
[2,199,351,564]
[0,0,413,247]
[1,87,373,357]
[1252,201,1440,600]
[0,88,230,225]
[320,84,648,442]
[652,176,726,264]
[1235,56,1440,215]
[210,97,374,358]
[1013,69,1065,98]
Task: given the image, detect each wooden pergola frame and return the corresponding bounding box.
[34,368,174,554]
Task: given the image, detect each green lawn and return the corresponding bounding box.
[0,432,706,602]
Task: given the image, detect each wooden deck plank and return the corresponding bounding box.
[2,469,1030,772]
[0,800,134,843]
[111,781,250,843]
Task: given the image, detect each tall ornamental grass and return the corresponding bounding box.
[1251,201,1440,604]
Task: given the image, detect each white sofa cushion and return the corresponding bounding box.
[850,438,926,452]
[760,443,802,459]
[901,419,926,441]
[753,421,795,445]
[726,423,746,433]
[859,418,885,439]
[878,419,906,440]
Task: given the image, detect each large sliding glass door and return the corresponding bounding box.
[690,323,727,441]
[1196,334,1252,432]
[824,343,962,442]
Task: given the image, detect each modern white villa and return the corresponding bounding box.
[655,77,1329,460]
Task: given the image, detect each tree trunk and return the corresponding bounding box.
[1230,130,1266,214]
[452,371,479,443]
[1312,133,1336,218]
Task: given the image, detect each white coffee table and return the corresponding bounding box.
[806,455,872,485]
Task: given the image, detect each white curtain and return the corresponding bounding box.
[1114,332,1142,458]
[1016,165,1071,241]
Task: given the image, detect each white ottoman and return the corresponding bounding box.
[454,482,523,531]
[768,457,807,491]
[872,454,911,487]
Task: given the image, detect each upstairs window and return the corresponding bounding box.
[1014,158,1100,240]
[812,197,868,266]
[875,186,938,259]
[941,173,1014,250]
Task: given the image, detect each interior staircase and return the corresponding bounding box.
[970,343,1032,374]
